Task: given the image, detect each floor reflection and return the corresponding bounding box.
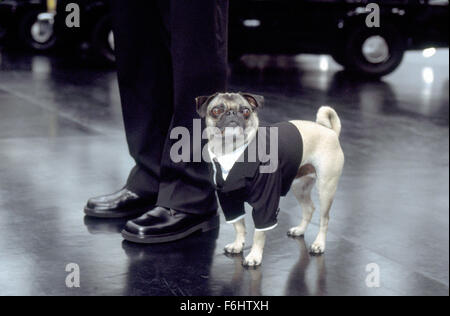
[231,51,449,124]
[121,229,219,296]
[83,216,128,235]
[0,46,448,295]
[217,253,263,296]
[284,237,326,296]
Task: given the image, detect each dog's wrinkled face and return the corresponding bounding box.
[196,92,263,143]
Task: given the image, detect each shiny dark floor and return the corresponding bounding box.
[0,47,448,296]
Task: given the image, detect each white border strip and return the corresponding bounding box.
[255,223,278,232]
[226,214,246,224]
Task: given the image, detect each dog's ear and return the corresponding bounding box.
[239,92,264,110]
[196,93,218,118]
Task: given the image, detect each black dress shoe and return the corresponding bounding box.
[84,188,156,218]
[122,206,219,244]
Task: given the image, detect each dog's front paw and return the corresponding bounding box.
[224,242,244,254]
[310,241,326,255]
[287,226,306,237]
[243,252,262,268]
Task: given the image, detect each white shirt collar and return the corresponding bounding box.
[208,143,249,180]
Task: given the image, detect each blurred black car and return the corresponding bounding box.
[53,0,113,62]
[229,0,449,77]
[52,0,448,77]
[0,0,56,50]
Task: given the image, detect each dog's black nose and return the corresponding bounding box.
[227,110,236,116]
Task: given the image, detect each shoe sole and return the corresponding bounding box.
[121,215,220,244]
[83,206,151,219]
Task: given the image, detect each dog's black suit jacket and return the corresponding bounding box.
[210,122,303,230]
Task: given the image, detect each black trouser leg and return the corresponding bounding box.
[110,0,173,198]
[156,0,229,214]
[111,0,228,214]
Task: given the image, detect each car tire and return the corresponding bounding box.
[228,51,242,63]
[343,23,405,78]
[19,10,56,51]
[0,25,7,41]
[331,48,348,68]
[91,15,115,63]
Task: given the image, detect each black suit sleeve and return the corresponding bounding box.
[247,166,282,230]
[217,192,246,223]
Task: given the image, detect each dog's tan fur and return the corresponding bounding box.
[226,107,344,267]
[198,93,344,267]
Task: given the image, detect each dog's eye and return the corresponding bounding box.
[211,107,224,117]
[241,108,251,118]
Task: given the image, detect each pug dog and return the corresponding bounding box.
[196,92,344,267]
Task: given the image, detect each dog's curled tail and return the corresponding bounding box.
[316,106,341,137]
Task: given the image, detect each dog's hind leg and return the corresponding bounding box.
[288,174,316,237]
[310,157,343,254]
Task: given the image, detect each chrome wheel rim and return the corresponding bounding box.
[108,31,115,51]
[30,20,53,44]
[362,35,390,64]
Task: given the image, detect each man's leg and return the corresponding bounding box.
[113,0,173,196]
[85,0,173,218]
[122,0,229,243]
[157,0,229,214]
